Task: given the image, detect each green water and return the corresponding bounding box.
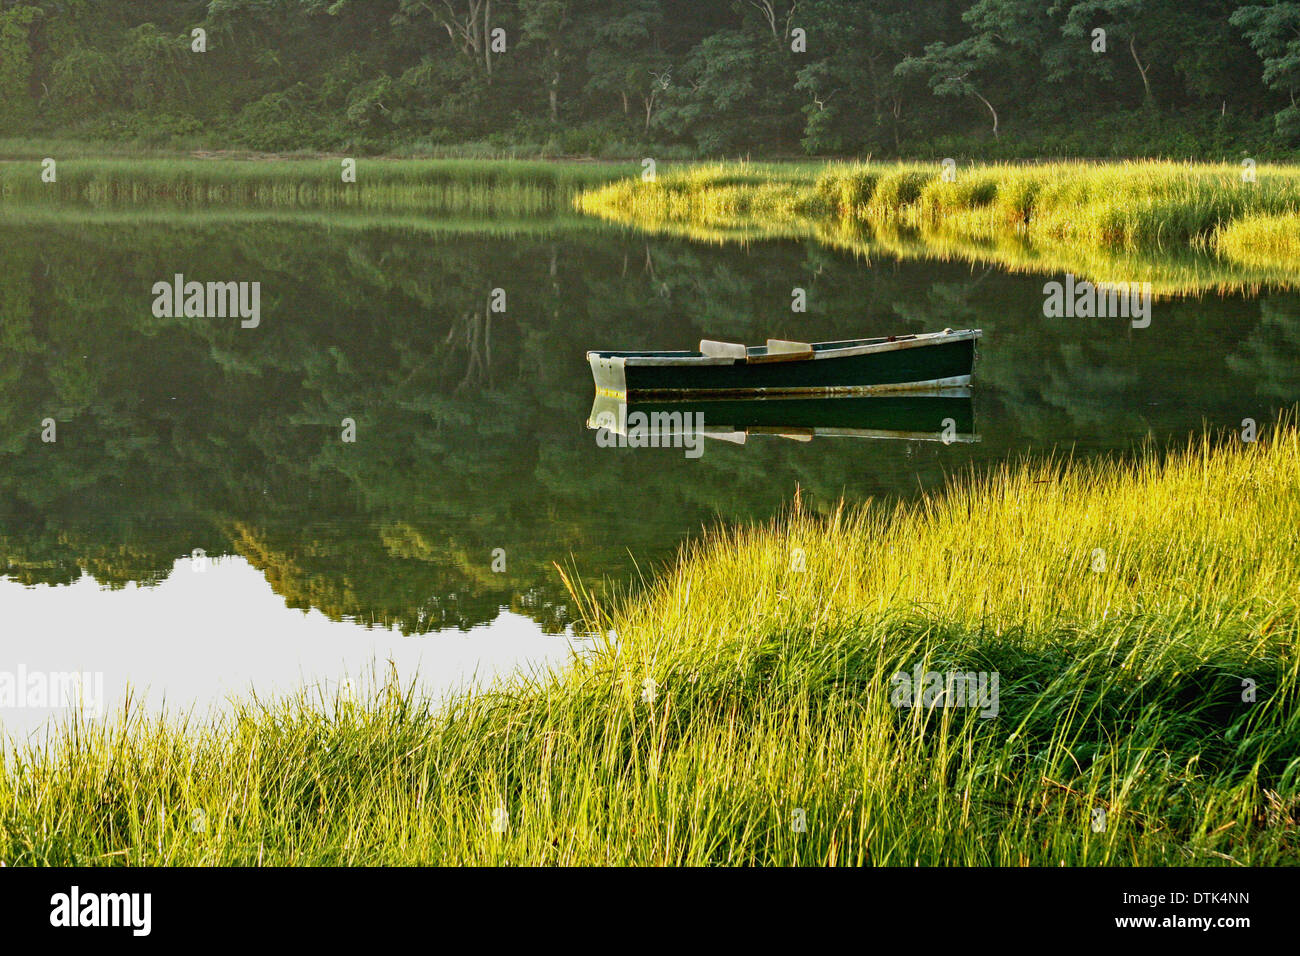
[1,211,1297,639]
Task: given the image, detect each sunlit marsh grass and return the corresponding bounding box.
[578,161,1300,295]
[3,423,1297,865]
[1215,213,1300,269]
[10,156,1296,293]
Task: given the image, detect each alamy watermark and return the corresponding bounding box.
[50,886,150,936]
[1043,273,1151,328]
[152,273,261,328]
[593,407,705,458]
[890,664,999,718]
[0,665,104,720]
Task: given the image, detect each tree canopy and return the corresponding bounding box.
[0,0,1297,156]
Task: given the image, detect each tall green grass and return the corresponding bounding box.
[578,160,1300,295]
[1214,213,1300,268]
[3,424,1297,865]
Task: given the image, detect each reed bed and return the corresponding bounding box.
[1215,213,1300,268]
[577,160,1300,295]
[3,424,1297,865]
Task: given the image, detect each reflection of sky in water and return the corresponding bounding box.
[0,555,584,744]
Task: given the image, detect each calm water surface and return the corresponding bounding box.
[2,212,1296,738]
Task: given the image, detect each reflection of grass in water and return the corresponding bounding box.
[577,161,1300,296]
[0,158,636,215]
[0,201,612,237]
[833,220,1300,299]
[5,423,1297,864]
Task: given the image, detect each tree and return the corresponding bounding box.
[519,0,573,123]
[1232,1,1300,141]
[398,0,499,77]
[1064,0,1160,107]
[0,3,43,128]
[897,34,1005,139]
[583,1,670,134]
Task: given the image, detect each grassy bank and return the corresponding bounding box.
[577,161,1300,295]
[3,423,1297,865]
[1215,213,1300,268]
[0,158,635,215]
[8,155,1298,292]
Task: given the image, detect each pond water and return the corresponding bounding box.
[2,210,1297,739]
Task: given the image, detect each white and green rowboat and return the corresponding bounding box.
[588,328,981,399]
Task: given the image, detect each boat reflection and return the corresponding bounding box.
[587,390,979,446]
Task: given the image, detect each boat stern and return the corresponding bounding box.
[588,351,628,396]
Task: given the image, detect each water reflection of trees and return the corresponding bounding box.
[0,222,1295,634]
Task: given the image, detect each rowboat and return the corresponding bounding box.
[587,391,978,446]
[588,329,981,399]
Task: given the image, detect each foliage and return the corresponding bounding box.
[0,1,1297,157]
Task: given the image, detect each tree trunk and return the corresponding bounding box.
[971,89,998,139]
[1129,36,1153,107]
[867,55,882,131]
[549,62,559,122]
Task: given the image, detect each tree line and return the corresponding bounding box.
[1,1,1299,158]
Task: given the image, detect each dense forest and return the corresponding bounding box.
[2,0,1300,157]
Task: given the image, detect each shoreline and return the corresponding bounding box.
[4,423,1296,865]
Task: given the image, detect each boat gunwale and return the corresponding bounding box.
[586,329,981,367]
[620,376,973,400]
[597,384,974,404]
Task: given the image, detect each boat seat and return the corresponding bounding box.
[699,339,747,360]
[747,338,815,364]
[766,339,813,354]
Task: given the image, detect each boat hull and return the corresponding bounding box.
[587,392,978,444]
[589,333,978,398]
